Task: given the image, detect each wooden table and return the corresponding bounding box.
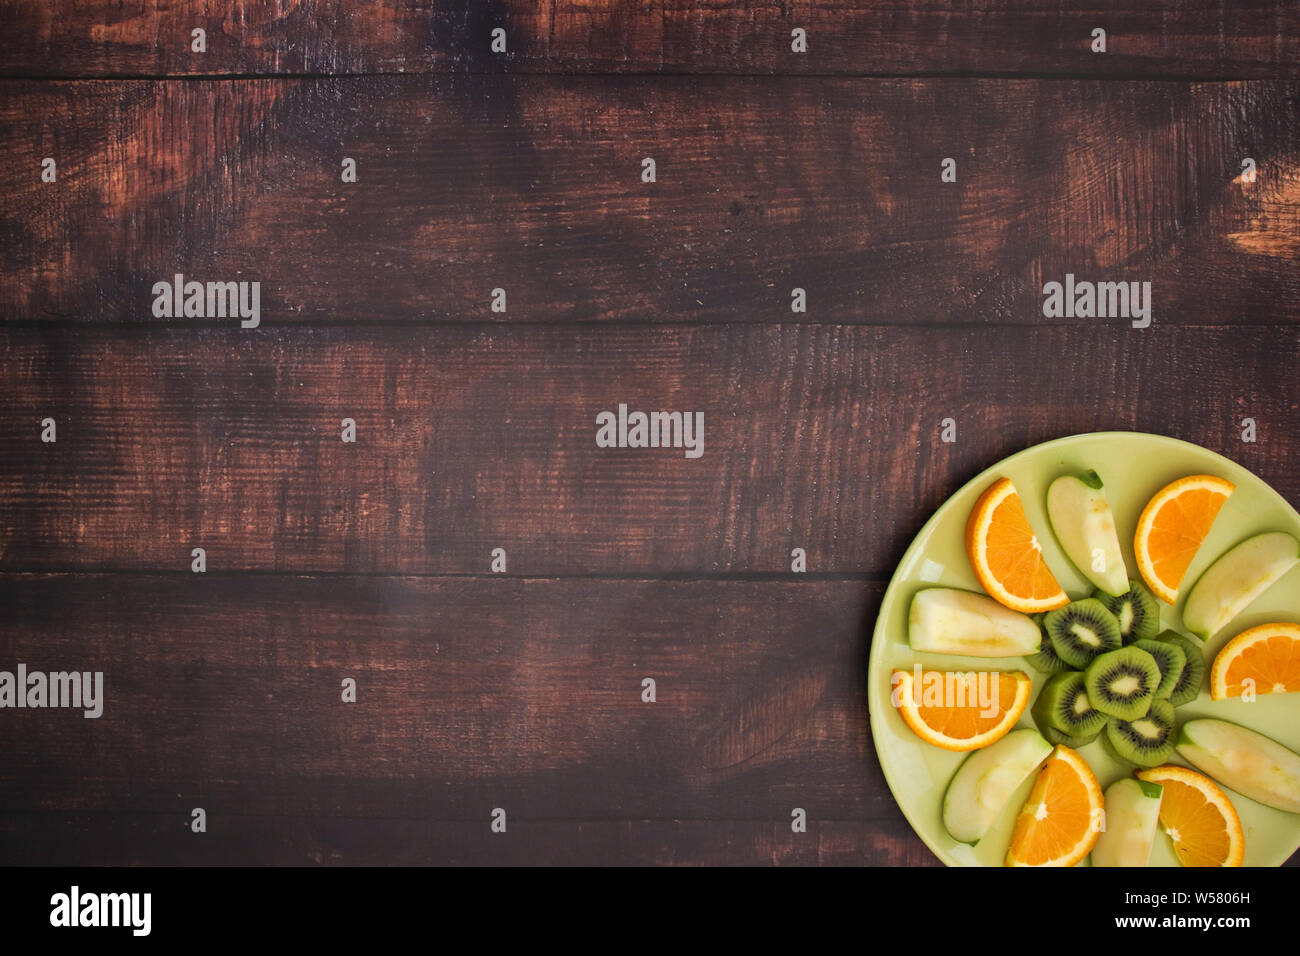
[2,1,1298,866]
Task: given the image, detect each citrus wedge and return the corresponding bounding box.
[1211,622,1300,700]
[1004,745,1103,866]
[891,668,1032,752]
[1135,765,1244,867]
[966,478,1068,613]
[1134,475,1234,604]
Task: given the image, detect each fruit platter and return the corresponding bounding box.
[868,433,1300,866]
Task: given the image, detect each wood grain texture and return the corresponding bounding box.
[0,816,940,866]
[0,573,903,865]
[3,78,1299,326]
[2,1,1298,79]
[1,324,1296,575]
[3,572,1295,865]
[4,8,1300,869]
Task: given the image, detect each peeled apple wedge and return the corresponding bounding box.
[908,587,1041,657]
[1177,718,1300,814]
[942,728,1053,844]
[1181,532,1300,640]
[1092,778,1163,867]
[1046,471,1129,596]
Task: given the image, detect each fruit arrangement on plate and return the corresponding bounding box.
[875,436,1300,867]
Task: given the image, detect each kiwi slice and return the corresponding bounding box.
[1093,579,1159,645]
[1133,638,1186,701]
[1084,646,1160,721]
[1026,614,1070,673]
[1045,599,1122,669]
[1031,692,1101,748]
[1103,698,1177,767]
[1034,671,1107,738]
[1039,721,1100,749]
[1155,630,1205,707]
[1027,641,1070,674]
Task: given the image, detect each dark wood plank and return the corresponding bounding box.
[1,323,1296,574]
[2,1,1298,79]
[2,573,1295,866]
[0,573,902,864]
[0,815,939,866]
[3,78,1298,326]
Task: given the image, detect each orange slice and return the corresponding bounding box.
[1134,475,1234,604]
[1136,765,1244,867]
[1211,622,1300,700]
[890,668,1031,752]
[1005,745,1103,867]
[966,478,1068,613]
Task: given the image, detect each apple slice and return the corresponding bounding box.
[1178,718,1300,814]
[908,587,1041,657]
[942,728,1053,844]
[1181,532,1300,640]
[1092,778,1163,866]
[1046,471,1129,596]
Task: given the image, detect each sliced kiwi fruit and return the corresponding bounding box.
[1034,671,1107,738]
[1026,613,1070,673]
[1093,579,1159,645]
[1155,630,1205,707]
[1045,598,1122,669]
[1103,698,1177,767]
[1084,646,1160,721]
[1039,721,1100,749]
[1031,692,1101,748]
[1133,638,1186,701]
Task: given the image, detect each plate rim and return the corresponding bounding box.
[867,430,1300,867]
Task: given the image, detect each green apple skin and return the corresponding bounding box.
[1046,471,1129,596]
[909,588,1041,657]
[1182,532,1300,640]
[1093,778,1163,867]
[1178,718,1300,814]
[943,729,1053,844]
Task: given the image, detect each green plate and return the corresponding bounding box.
[868,432,1300,866]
